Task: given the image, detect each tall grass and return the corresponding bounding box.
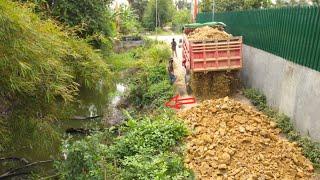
[0,0,114,154]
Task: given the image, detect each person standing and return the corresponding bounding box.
[168,58,176,84]
[171,38,177,57]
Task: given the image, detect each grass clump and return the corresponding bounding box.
[244,88,320,169]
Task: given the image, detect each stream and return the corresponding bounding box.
[0,82,127,178]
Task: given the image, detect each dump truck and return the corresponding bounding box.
[182,22,243,98]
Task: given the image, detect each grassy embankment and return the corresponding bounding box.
[0,0,113,160]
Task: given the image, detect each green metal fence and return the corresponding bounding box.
[196,7,320,72]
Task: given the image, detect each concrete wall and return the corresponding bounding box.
[241,45,320,141]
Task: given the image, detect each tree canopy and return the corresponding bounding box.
[200,0,272,12]
[142,0,175,30]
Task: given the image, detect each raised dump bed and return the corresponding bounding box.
[182,35,243,72]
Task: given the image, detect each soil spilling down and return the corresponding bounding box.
[190,71,240,99]
[178,97,314,179]
[187,26,232,41]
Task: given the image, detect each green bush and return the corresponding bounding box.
[56,131,117,180]
[57,114,191,179]
[128,63,174,109]
[121,42,173,109]
[109,117,188,158]
[146,43,172,63]
[117,5,142,35]
[120,153,190,180]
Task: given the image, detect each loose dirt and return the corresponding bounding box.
[178,97,314,179]
[190,71,240,100]
[187,26,232,41]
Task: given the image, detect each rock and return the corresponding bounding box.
[218,164,227,170]
[178,98,314,179]
[220,152,231,164]
[221,104,229,110]
[270,121,277,128]
[239,126,246,133]
[296,170,304,178]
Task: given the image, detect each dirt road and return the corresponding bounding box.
[148,35,196,109]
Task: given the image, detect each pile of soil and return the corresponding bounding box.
[188,26,232,41]
[178,97,314,179]
[190,71,240,99]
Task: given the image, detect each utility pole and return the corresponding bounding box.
[156,0,158,41]
[212,0,215,22]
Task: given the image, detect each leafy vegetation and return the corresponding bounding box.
[143,0,175,30]
[130,0,148,22]
[172,9,191,32]
[200,0,271,12]
[57,113,191,179]
[116,5,142,35]
[55,39,188,179]
[244,88,320,169]
[15,0,116,50]
[0,0,113,157]
[127,43,173,109]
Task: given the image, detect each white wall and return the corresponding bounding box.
[241,45,320,141]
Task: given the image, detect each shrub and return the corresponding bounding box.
[56,131,116,180]
[0,0,113,114]
[57,114,191,179]
[128,63,174,109]
[123,42,173,109]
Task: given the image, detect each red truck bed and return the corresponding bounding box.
[182,35,243,72]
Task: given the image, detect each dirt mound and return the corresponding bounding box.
[188,26,232,41]
[190,71,240,99]
[178,97,314,179]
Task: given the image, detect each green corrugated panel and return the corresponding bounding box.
[311,8,320,70]
[196,6,320,72]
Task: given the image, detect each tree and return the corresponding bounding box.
[15,0,116,50]
[172,9,191,32]
[176,0,191,10]
[117,5,141,35]
[50,0,115,38]
[142,0,175,30]
[131,0,148,22]
[200,0,271,13]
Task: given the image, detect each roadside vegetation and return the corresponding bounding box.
[56,41,193,179]
[1,0,188,178]
[57,113,191,179]
[244,88,320,169]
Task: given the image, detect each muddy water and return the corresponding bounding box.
[0,83,127,177]
[104,83,126,126]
